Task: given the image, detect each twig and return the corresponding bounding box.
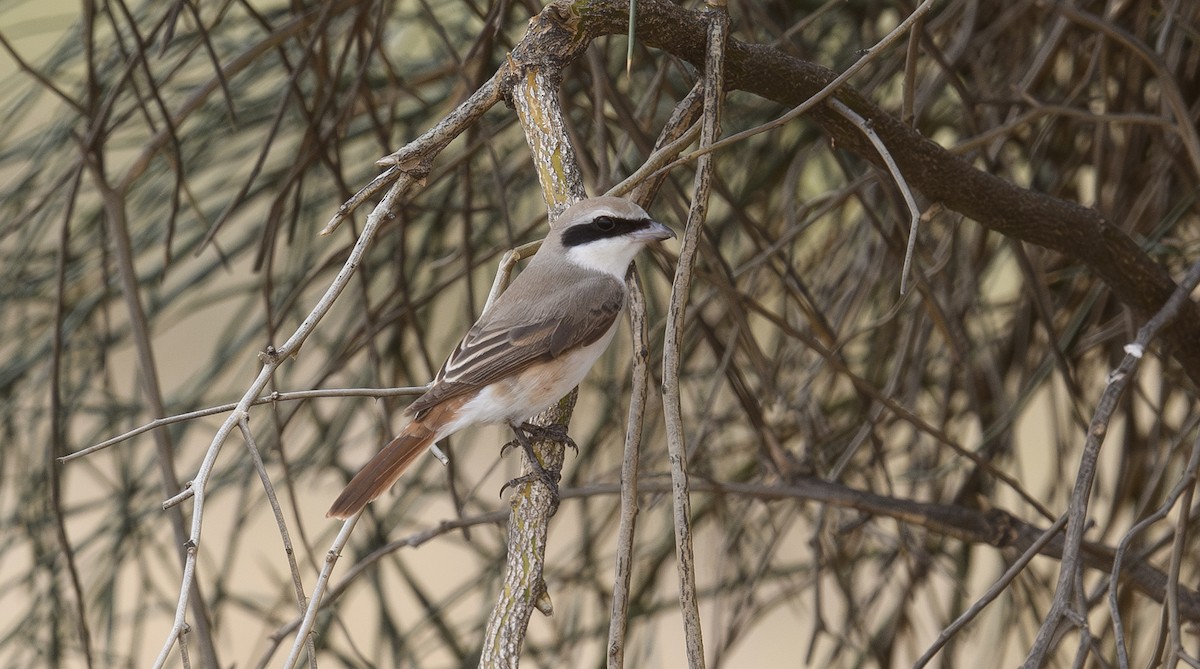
[49,167,94,669]
[901,12,923,127]
[637,0,939,184]
[609,119,701,198]
[151,175,412,669]
[828,98,923,295]
[235,412,316,667]
[376,68,505,168]
[483,240,543,312]
[317,165,401,236]
[626,0,637,77]
[1164,436,1200,669]
[282,514,361,669]
[660,6,728,667]
[913,513,1069,668]
[1022,256,1200,668]
[619,82,704,204]
[254,510,510,668]
[116,0,368,195]
[1108,424,1200,666]
[606,269,651,669]
[321,69,507,233]
[60,386,427,463]
[87,150,221,668]
[258,474,1200,657]
[1049,2,1200,181]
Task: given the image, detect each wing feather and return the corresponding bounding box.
[409,272,623,417]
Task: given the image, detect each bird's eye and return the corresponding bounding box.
[594,216,616,232]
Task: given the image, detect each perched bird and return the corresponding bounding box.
[328,196,675,519]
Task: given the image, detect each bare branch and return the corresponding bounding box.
[1023,257,1200,668]
[660,6,729,667]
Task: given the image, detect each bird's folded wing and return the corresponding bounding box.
[409,276,623,416]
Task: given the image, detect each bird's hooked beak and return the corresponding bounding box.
[635,219,676,243]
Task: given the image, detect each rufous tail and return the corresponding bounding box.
[327,420,438,519]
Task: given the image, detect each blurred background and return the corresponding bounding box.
[2,0,1198,667]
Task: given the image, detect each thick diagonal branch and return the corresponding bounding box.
[530,0,1200,386]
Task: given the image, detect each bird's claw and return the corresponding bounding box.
[517,422,578,454]
[499,468,560,498]
[499,421,564,498]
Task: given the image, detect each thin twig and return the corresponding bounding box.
[49,166,94,669]
[1049,2,1200,181]
[282,514,361,669]
[606,268,651,669]
[827,98,923,294]
[483,240,543,312]
[609,120,701,198]
[913,513,1069,668]
[263,476,1200,650]
[1023,257,1200,668]
[1164,436,1200,668]
[320,68,506,235]
[1108,424,1200,666]
[87,149,221,668]
[151,176,412,669]
[660,7,728,667]
[258,510,510,665]
[235,413,316,667]
[60,386,427,463]
[901,11,923,127]
[638,0,939,184]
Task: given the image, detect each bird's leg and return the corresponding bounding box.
[499,422,577,456]
[499,422,562,497]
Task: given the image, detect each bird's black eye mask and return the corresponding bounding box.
[561,216,655,247]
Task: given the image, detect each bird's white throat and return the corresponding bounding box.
[564,236,643,277]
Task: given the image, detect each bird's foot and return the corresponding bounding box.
[499,469,560,498]
[517,421,578,455]
[499,422,564,497]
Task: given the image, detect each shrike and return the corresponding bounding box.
[328,196,674,519]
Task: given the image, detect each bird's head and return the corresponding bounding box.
[547,196,676,277]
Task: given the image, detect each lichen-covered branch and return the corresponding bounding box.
[479,394,575,668]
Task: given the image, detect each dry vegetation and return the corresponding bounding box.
[1,0,1199,667]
